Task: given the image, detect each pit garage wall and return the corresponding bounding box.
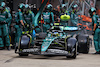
[96,0,100,9]
[50,0,60,8]
[13,0,41,11]
[4,0,100,11]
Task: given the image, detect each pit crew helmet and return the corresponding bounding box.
[47,4,53,11]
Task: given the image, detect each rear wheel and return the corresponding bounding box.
[84,45,89,54]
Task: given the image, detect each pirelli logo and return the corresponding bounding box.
[22,48,39,53]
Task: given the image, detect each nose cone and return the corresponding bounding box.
[60,14,70,21]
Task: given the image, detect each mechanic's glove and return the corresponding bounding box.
[78,17,82,20]
[25,23,28,27]
[0,21,6,24]
[25,23,27,25]
[27,24,29,27]
[24,20,26,24]
[35,26,40,29]
[23,25,26,29]
[92,31,95,35]
[10,25,13,27]
[50,23,53,26]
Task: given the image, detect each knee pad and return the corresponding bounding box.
[35,28,41,33]
[0,36,3,46]
[6,35,10,39]
[5,35,10,43]
[94,38,98,41]
[5,36,10,46]
[45,24,50,30]
[14,25,19,29]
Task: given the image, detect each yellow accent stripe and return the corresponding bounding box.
[64,36,70,50]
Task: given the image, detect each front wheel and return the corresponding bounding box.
[19,53,29,56]
[66,45,77,59]
[71,51,77,59]
[66,52,76,59]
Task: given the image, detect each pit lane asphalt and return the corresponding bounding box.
[0,36,100,67]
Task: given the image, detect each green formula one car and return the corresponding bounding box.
[15,25,80,59]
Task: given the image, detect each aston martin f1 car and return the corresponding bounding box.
[15,26,80,59]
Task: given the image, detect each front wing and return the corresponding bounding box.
[16,48,73,56]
